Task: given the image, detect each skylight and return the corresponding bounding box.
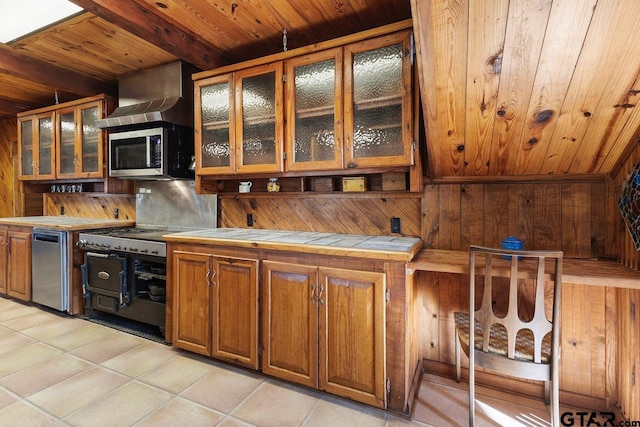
[0,0,83,43]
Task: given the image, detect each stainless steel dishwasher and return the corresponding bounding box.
[32,228,69,312]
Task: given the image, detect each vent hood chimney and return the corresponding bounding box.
[97,61,199,129]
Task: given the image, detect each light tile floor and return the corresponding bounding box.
[0,296,589,427]
[0,297,426,427]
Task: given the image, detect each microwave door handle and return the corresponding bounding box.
[146,135,152,167]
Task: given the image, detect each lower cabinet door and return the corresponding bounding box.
[319,267,386,408]
[172,250,212,356]
[212,256,259,369]
[0,228,8,294]
[7,231,32,301]
[262,261,319,388]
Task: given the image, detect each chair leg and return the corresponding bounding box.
[469,350,475,427]
[544,381,550,405]
[455,330,461,383]
[550,380,560,427]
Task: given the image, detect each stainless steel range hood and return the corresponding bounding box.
[97,61,198,129]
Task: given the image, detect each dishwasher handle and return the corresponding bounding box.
[33,233,60,244]
[32,228,65,244]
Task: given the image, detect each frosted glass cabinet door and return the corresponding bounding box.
[195,73,235,174]
[235,63,284,173]
[56,101,104,178]
[37,112,55,178]
[285,48,343,171]
[18,118,34,177]
[58,110,76,175]
[80,105,101,175]
[344,31,413,168]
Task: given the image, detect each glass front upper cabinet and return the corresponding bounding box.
[18,117,34,177]
[195,73,235,175]
[18,112,56,180]
[235,63,284,174]
[56,101,104,179]
[343,31,413,168]
[285,48,343,171]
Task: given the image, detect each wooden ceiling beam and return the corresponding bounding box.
[0,97,41,116]
[70,0,231,70]
[0,44,117,97]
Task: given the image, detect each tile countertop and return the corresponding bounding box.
[0,216,135,231]
[164,227,423,262]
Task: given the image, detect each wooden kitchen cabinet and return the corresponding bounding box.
[172,250,212,356]
[18,112,56,180]
[195,73,236,175]
[235,63,284,174]
[17,94,113,182]
[171,246,259,369]
[0,226,32,301]
[284,48,343,171]
[262,260,386,408]
[194,23,415,186]
[56,100,105,179]
[195,64,284,175]
[344,30,414,168]
[262,262,319,388]
[211,256,259,368]
[0,227,6,295]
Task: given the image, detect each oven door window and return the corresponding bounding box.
[109,131,163,176]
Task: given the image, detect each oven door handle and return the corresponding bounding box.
[86,252,110,259]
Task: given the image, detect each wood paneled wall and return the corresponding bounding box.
[609,142,640,420]
[219,194,422,237]
[612,142,640,269]
[0,117,17,218]
[422,179,609,259]
[416,177,618,410]
[44,193,136,220]
[417,271,609,409]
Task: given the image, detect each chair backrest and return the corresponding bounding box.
[469,245,563,365]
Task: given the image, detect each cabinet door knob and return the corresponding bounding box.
[318,284,324,305]
[310,284,316,304]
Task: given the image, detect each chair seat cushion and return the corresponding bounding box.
[454,312,551,364]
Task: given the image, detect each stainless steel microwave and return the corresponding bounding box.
[108,125,194,179]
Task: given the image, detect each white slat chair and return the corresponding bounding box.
[454,245,563,426]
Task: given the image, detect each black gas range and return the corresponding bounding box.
[77,226,176,337]
[77,227,171,257]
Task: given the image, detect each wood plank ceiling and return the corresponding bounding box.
[1,0,639,178]
[412,0,640,177]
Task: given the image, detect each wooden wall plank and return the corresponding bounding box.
[438,272,464,365]
[482,184,509,248]
[411,0,467,177]
[487,0,552,175]
[569,5,640,174]
[514,0,596,175]
[219,196,421,237]
[417,271,440,361]
[591,182,606,257]
[541,1,635,174]
[44,194,136,220]
[437,185,461,250]
[561,183,592,258]
[532,183,561,250]
[605,287,617,411]
[422,184,440,247]
[507,183,535,247]
[463,0,509,176]
[460,184,484,248]
[0,118,17,218]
